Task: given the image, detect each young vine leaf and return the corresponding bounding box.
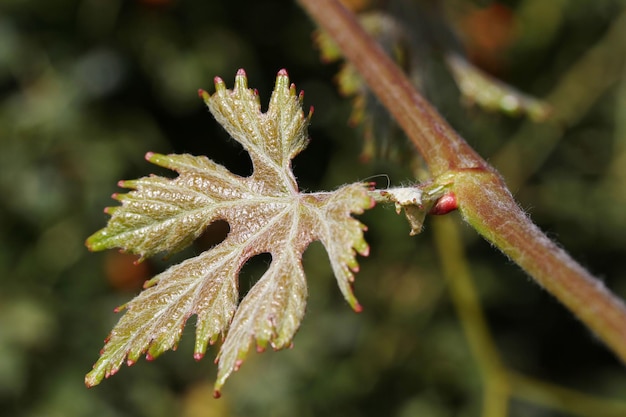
[85,69,374,396]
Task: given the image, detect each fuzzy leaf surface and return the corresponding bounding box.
[85,70,374,395]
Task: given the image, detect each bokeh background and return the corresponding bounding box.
[1,0,625,416]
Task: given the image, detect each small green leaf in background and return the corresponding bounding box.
[85,70,375,396]
[445,52,552,121]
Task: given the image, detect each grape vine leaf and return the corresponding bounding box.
[85,69,374,396]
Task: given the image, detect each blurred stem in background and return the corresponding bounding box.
[433,214,626,417]
[493,8,626,190]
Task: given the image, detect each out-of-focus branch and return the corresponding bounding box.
[493,9,626,190]
[434,214,626,417]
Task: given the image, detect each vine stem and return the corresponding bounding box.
[297,0,626,363]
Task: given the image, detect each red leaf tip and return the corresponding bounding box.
[277,68,288,77]
[236,68,246,77]
[198,88,210,100]
[213,390,222,399]
[193,352,204,361]
[113,302,127,313]
[353,303,363,313]
[144,151,155,161]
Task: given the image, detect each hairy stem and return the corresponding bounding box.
[453,169,626,363]
[297,0,626,363]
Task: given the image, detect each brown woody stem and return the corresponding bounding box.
[297,0,626,363]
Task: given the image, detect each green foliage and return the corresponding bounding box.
[85,70,373,395]
[445,52,552,121]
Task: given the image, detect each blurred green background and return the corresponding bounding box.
[1,0,625,416]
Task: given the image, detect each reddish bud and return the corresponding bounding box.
[430,192,458,215]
